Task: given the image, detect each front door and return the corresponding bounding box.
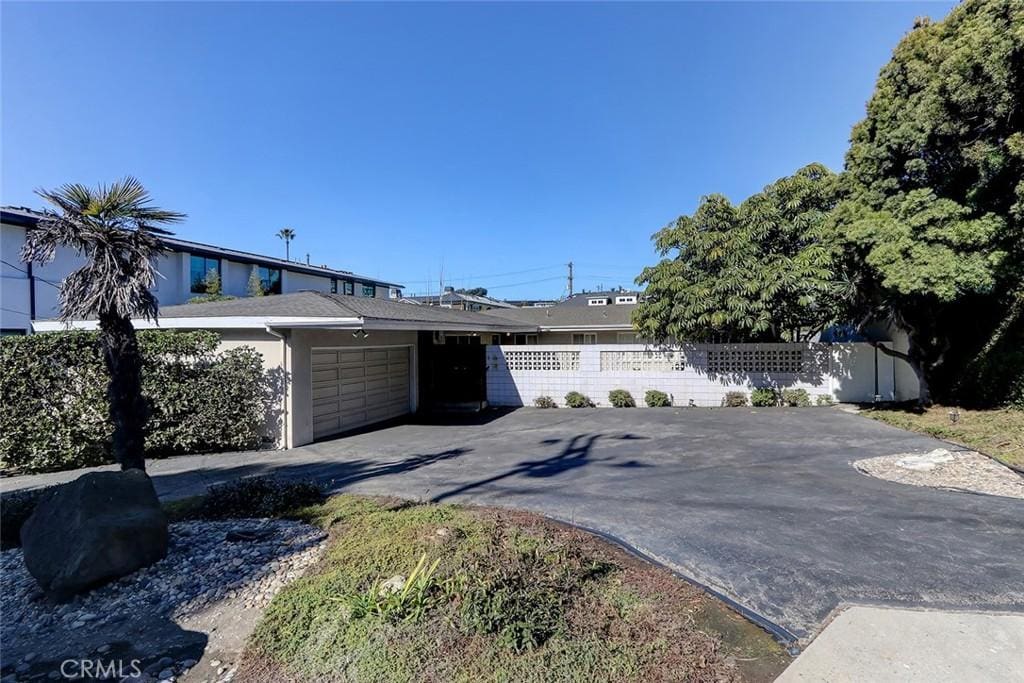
[418,334,487,410]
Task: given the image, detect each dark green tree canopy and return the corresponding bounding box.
[844,0,1023,281]
[634,163,843,343]
[456,287,489,297]
[832,0,1024,403]
[634,1,1023,406]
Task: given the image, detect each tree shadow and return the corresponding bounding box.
[145,447,472,501]
[431,433,646,503]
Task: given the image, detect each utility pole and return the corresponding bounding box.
[567,261,574,297]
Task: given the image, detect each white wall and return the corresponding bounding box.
[1,222,32,331]
[152,251,189,306]
[1,221,86,329]
[486,343,914,407]
[283,270,333,294]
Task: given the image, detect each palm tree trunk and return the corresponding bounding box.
[99,312,148,470]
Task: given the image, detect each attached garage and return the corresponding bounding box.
[41,291,538,448]
[311,346,412,439]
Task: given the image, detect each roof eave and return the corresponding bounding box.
[362,319,538,333]
[32,316,363,332]
[538,324,635,332]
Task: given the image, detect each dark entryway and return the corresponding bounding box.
[417,332,487,411]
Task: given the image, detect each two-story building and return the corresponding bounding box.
[0,207,403,334]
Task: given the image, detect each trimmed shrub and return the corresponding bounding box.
[194,477,324,520]
[533,396,558,409]
[781,389,812,407]
[816,394,835,406]
[750,388,778,407]
[608,389,636,408]
[0,330,270,474]
[722,391,748,407]
[564,391,595,408]
[645,390,672,407]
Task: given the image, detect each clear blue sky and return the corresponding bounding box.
[2,1,954,298]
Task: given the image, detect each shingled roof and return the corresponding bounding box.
[153,291,535,331]
[483,302,636,330]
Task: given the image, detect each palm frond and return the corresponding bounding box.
[21,177,185,322]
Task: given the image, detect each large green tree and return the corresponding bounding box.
[634,163,844,343]
[832,0,1024,404]
[635,0,1023,406]
[21,178,185,470]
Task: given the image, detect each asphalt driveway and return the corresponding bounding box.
[4,407,1022,640]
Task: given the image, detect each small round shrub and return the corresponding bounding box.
[533,396,558,409]
[816,394,835,406]
[608,389,636,408]
[645,390,671,407]
[781,389,811,407]
[564,391,596,408]
[722,391,748,407]
[750,388,778,407]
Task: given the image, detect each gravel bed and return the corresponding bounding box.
[854,448,1024,499]
[1,519,326,682]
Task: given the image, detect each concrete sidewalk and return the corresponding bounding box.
[777,606,1024,682]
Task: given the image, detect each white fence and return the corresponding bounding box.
[486,343,916,407]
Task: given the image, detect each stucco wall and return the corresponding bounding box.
[282,270,333,294]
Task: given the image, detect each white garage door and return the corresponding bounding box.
[311,346,411,439]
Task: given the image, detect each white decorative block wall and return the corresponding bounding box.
[486,343,905,407]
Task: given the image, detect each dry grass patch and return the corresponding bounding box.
[865,405,1024,469]
[235,495,788,682]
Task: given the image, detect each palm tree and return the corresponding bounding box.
[277,227,296,261]
[21,178,185,471]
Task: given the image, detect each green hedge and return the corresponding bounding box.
[0,330,270,474]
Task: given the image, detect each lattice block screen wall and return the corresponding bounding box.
[600,350,686,372]
[706,348,805,374]
[501,350,581,372]
[486,344,904,407]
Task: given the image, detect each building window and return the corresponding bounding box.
[587,298,609,306]
[343,280,354,296]
[258,266,282,295]
[444,335,480,345]
[615,296,637,304]
[330,279,338,294]
[616,332,639,344]
[572,333,597,344]
[189,255,220,293]
[512,334,538,345]
[361,283,376,297]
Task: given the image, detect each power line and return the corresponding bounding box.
[1,259,62,290]
[395,263,565,286]
[406,275,567,295]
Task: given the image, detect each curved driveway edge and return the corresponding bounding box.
[4,408,1022,640]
